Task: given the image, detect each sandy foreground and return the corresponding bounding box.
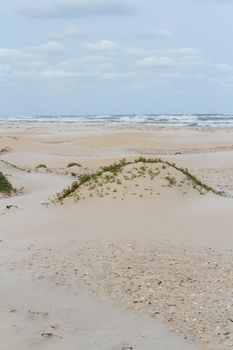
[1,123,233,350]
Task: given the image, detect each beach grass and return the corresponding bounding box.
[35,164,47,170]
[57,158,225,200]
[67,162,82,168]
[0,171,14,195]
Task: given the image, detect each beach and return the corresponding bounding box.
[1,123,233,350]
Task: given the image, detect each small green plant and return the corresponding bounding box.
[35,164,47,170]
[67,162,82,168]
[0,172,14,195]
[165,176,177,186]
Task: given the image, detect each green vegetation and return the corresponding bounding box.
[57,157,225,201]
[35,164,47,170]
[165,175,177,186]
[100,158,128,174]
[67,162,82,168]
[135,157,225,196]
[0,172,14,195]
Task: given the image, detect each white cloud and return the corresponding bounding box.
[29,41,67,54]
[1,38,232,95]
[60,56,113,71]
[0,47,45,69]
[40,68,99,79]
[0,48,23,62]
[135,47,206,71]
[215,63,233,72]
[101,71,136,80]
[82,40,122,51]
[136,56,174,67]
[209,74,233,87]
[166,48,200,56]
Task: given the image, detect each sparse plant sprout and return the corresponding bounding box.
[165,176,177,186]
[148,169,160,180]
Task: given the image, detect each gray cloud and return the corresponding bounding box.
[19,0,134,19]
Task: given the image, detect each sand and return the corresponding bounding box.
[1,123,233,349]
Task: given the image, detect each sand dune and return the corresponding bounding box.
[1,124,233,349]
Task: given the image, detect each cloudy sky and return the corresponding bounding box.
[1,0,233,115]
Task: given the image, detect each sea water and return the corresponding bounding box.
[1,114,233,127]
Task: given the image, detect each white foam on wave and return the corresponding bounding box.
[1,114,233,127]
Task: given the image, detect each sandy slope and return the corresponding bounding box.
[1,271,198,350]
[1,124,233,349]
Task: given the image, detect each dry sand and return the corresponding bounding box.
[1,123,233,349]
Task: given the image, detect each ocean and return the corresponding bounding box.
[1,114,233,127]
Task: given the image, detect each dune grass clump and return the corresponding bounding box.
[67,162,82,168]
[100,158,128,174]
[57,157,225,201]
[135,157,225,196]
[0,171,14,195]
[35,164,47,170]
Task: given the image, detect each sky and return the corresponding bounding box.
[1,0,233,115]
